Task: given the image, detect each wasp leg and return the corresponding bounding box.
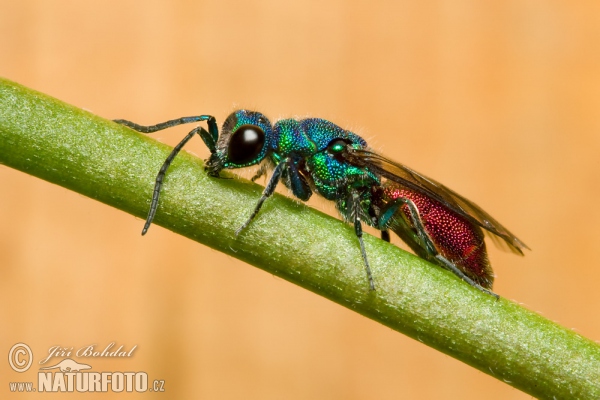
[433,254,499,299]
[378,199,433,258]
[140,126,208,235]
[381,230,391,242]
[115,115,220,234]
[380,197,499,299]
[251,163,268,182]
[236,159,287,236]
[114,115,219,153]
[349,192,376,291]
[285,160,312,201]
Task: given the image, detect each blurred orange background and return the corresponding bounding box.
[1,1,599,399]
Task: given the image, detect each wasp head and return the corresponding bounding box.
[206,110,273,176]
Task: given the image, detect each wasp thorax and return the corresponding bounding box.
[228,125,266,165]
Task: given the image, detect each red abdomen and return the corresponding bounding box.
[377,183,494,288]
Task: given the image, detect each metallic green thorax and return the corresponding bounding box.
[273,118,379,201]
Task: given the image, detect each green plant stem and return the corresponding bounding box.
[1,77,599,399]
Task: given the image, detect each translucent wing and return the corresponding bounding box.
[344,148,529,255]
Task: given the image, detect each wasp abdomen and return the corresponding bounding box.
[378,183,494,289]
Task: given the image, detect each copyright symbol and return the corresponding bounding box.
[8,343,33,372]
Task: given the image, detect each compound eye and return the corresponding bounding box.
[227,125,266,165]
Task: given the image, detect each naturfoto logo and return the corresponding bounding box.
[8,342,165,394]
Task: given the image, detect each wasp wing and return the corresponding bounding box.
[344,148,529,255]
